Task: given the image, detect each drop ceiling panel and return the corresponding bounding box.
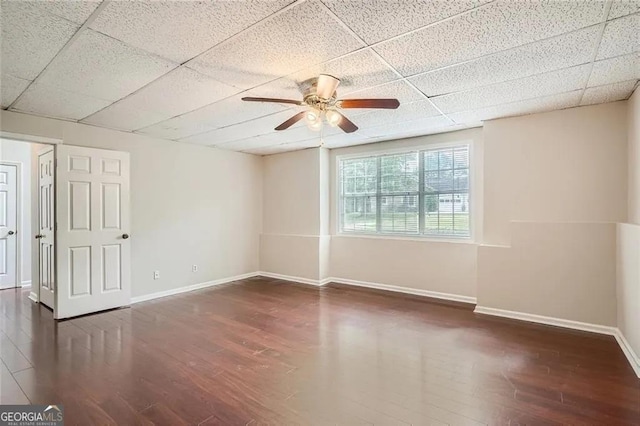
[320,132,376,149]
[350,100,441,129]
[12,83,111,120]
[215,134,284,152]
[322,0,489,44]
[432,64,591,114]
[275,49,401,97]
[1,74,30,108]
[448,90,582,124]
[180,111,294,146]
[28,0,101,24]
[90,67,241,128]
[596,14,640,60]
[244,139,321,156]
[588,53,640,87]
[361,115,453,138]
[374,1,607,76]
[188,1,365,89]
[38,30,177,102]
[580,80,638,105]
[408,26,600,97]
[89,0,294,63]
[341,80,425,110]
[81,104,168,132]
[609,1,640,19]
[1,1,79,80]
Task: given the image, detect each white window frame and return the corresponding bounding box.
[336,140,474,241]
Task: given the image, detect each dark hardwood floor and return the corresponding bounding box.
[1,277,638,425]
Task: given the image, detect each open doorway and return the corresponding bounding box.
[0,138,56,311]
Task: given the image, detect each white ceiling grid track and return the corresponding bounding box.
[1,0,638,154]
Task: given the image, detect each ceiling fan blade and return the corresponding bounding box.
[338,98,400,109]
[275,111,306,131]
[241,97,302,106]
[336,112,358,133]
[317,74,340,99]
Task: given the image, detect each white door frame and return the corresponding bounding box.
[0,161,20,289]
[0,132,61,305]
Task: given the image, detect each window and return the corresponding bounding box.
[339,144,471,238]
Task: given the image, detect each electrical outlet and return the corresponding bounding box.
[153,270,160,280]
[192,265,198,272]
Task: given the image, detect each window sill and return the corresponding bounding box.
[334,232,477,245]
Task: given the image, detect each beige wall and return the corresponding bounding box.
[260,147,326,280]
[478,222,618,325]
[0,138,33,285]
[483,102,628,245]
[1,110,263,299]
[617,89,640,364]
[478,103,628,324]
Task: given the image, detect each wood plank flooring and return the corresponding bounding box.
[1,277,638,425]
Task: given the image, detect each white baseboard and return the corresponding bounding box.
[328,277,477,304]
[614,329,640,378]
[28,291,38,303]
[473,306,618,335]
[130,272,260,304]
[21,280,32,288]
[474,306,640,378]
[258,271,329,286]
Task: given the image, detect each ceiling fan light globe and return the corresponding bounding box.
[326,110,342,127]
[305,110,320,123]
[307,119,322,132]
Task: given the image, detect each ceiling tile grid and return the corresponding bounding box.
[187,0,365,90]
[431,64,591,114]
[408,26,601,97]
[588,53,640,87]
[79,67,241,130]
[1,0,639,154]
[580,79,638,105]
[37,29,177,102]
[89,0,295,63]
[12,82,112,121]
[372,0,607,77]
[596,13,640,60]
[1,74,30,108]
[609,0,640,19]
[321,0,490,45]
[1,1,80,81]
[448,90,584,124]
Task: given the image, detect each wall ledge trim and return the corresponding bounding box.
[130,272,260,304]
[614,329,640,378]
[21,280,32,288]
[28,291,38,303]
[328,277,477,304]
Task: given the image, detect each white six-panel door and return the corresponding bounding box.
[55,145,130,319]
[0,164,18,289]
[38,148,55,308]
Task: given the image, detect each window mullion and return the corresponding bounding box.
[418,151,425,234]
[376,156,382,233]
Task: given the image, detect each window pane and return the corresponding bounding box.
[421,145,470,237]
[380,195,418,234]
[341,157,377,195]
[342,196,377,232]
[380,152,418,193]
[453,193,470,235]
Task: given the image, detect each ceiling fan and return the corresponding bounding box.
[241,74,400,134]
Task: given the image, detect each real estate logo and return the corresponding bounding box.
[0,404,64,426]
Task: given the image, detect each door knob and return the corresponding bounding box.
[35,234,44,239]
[122,234,129,239]
[7,230,15,236]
